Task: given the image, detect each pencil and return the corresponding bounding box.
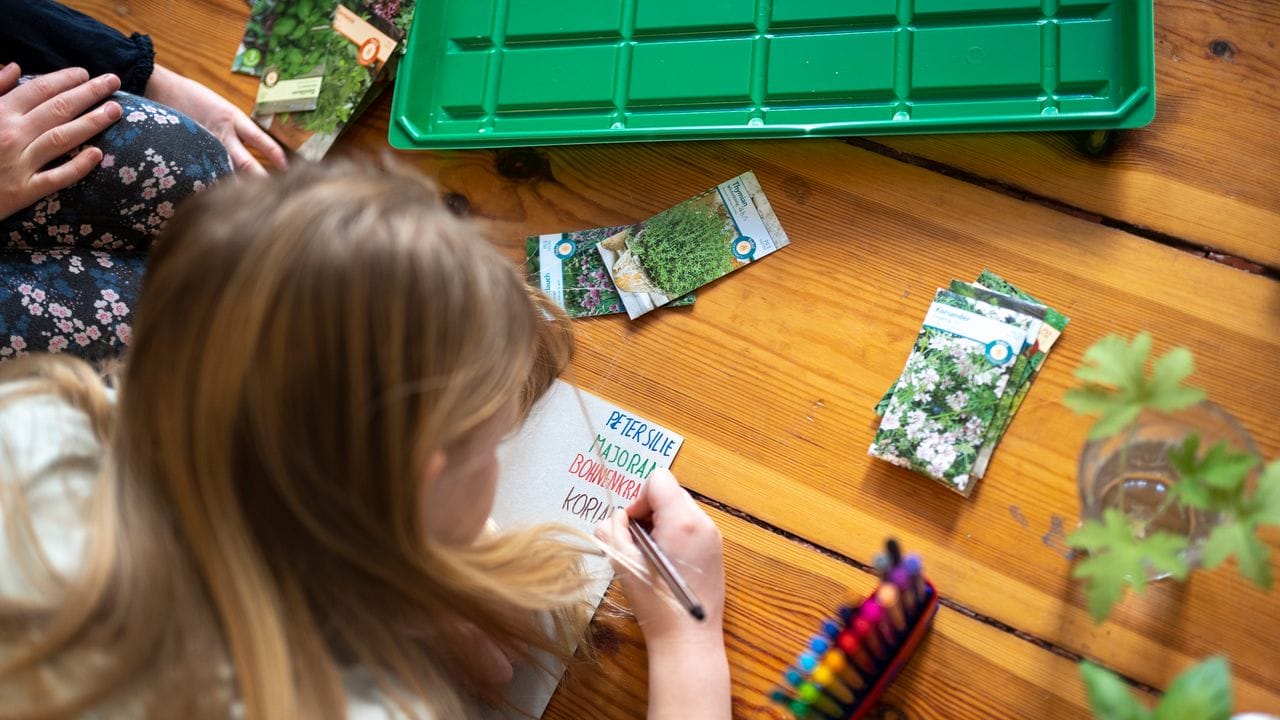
[627,517,706,621]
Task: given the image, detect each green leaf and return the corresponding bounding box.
[1253,460,1280,525]
[1151,657,1231,720]
[1202,520,1272,588]
[1075,333,1151,388]
[1089,403,1144,441]
[1063,386,1122,414]
[1066,334,1207,440]
[1145,347,1206,412]
[1069,510,1190,621]
[1170,437,1259,515]
[1080,662,1151,720]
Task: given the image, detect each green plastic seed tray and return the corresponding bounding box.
[389,0,1155,150]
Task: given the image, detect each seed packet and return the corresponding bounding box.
[868,289,1039,496]
[969,270,1070,477]
[255,0,416,160]
[252,0,335,115]
[597,172,790,319]
[231,0,282,76]
[874,281,1044,415]
[524,227,695,318]
[947,281,1046,478]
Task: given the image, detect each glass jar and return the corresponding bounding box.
[1077,401,1259,572]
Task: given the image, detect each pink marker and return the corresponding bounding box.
[860,600,895,650]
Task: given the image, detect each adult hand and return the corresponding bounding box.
[596,468,726,645]
[0,64,121,220]
[144,64,287,177]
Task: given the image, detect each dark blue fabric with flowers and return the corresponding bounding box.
[0,89,231,362]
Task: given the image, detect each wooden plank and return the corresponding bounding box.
[59,0,1280,711]
[871,0,1280,269]
[338,136,1279,709]
[545,503,1114,720]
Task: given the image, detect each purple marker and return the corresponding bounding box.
[890,566,917,616]
[904,554,927,603]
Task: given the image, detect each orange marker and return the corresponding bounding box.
[822,649,866,690]
[876,584,907,635]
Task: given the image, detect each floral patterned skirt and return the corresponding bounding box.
[0,89,232,363]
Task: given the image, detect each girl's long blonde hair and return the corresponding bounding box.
[0,157,592,719]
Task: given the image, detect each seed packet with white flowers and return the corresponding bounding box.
[868,289,1039,496]
[969,270,1070,478]
[525,227,695,318]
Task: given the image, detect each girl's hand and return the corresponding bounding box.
[597,469,731,720]
[144,64,287,177]
[596,468,726,648]
[0,64,121,219]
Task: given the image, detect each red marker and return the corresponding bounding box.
[853,616,884,660]
[836,629,876,674]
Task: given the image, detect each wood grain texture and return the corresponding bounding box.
[54,0,1280,715]
[545,503,1116,720]
[872,0,1280,269]
[336,135,1280,709]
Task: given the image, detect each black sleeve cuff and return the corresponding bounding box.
[120,32,155,96]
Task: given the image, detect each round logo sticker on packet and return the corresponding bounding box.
[554,238,577,260]
[984,339,1015,365]
[731,236,756,260]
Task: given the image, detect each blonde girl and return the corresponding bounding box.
[0,157,729,719]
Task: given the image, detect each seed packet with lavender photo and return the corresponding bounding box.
[525,228,695,318]
[868,289,1038,496]
[597,172,789,319]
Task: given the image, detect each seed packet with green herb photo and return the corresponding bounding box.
[868,289,1038,496]
[254,0,415,159]
[524,228,694,318]
[597,172,790,320]
[232,0,282,76]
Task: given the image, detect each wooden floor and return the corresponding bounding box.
[64,1,1280,717]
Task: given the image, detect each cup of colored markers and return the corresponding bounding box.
[769,539,938,720]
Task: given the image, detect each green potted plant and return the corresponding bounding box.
[1064,333,1279,621]
[1064,334,1279,719]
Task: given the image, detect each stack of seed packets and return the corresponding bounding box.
[869,271,1069,496]
[525,172,790,320]
[524,226,696,318]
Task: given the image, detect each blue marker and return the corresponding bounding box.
[809,636,831,656]
[821,618,841,639]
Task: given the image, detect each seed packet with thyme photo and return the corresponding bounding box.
[868,289,1038,496]
[597,172,790,320]
[524,228,694,318]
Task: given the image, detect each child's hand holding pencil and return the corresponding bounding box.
[595,468,731,719]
